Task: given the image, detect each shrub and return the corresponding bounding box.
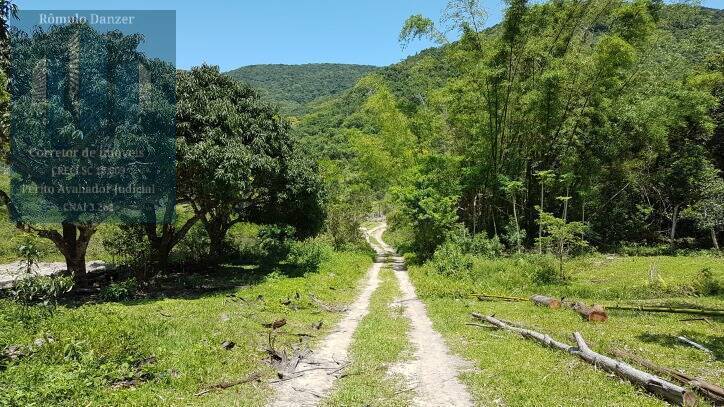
[100,278,138,302]
[469,234,504,258]
[173,223,211,264]
[287,239,329,273]
[101,226,152,268]
[227,223,262,262]
[430,241,473,276]
[692,267,720,296]
[12,234,50,274]
[11,275,74,307]
[444,225,503,257]
[258,224,296,266]
[618,243,673,256]
[527,255,567,285]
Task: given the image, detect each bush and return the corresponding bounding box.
[258,224,296,266]
[444,225,503,257]
[173,223,211,264]
[692,267,720,296]
[227,223,261,262]
[469,234,504,258]
[100,278,138,302]
[101,226,152,268]
[527,255,567,285]
[287,239,330,273]
[430,241,474,276]
[11,275,74,307]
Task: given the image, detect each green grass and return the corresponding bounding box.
[0,251,372,406]
[323,266,412,406]
[414,253,724,301]
[406,254,724,406]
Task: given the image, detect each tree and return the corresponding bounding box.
[0,0,17,161]
[6,23,175,281]
[537,210,588,276]
[499,175,524,252]
[392,154,461,259]
[534,170,556,253]
[683,167,724,251]
[174,65,323,262]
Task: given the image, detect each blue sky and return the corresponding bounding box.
[13,0,724,71]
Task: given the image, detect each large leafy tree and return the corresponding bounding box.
[173,65,323,261]
[0,0,16,160]
[5,23,175,280]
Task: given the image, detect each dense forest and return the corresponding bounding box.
[291,2,724,261]
[224,63,378,115]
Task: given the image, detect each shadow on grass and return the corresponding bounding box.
[60,260,314,308]
[638,331,724,360]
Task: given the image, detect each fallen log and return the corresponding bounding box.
[530,295,561,309]
[612,349,724,405]
[470,313,697,406]
[606,305,724,317]
[474,293,529,302]
[474,293,562,309]
[572,333,696,406]
[471,313,572,352]
[571,302,608,322]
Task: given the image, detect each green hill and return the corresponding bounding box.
[224,63,378,115]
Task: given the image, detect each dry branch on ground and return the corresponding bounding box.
[470,313,697,406]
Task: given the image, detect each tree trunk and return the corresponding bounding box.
[539,184,544,254]
[203,217,232,264]
[512,197,520,253]
[207,226,227,263]
[572,333,696,406]
[606,305,724,317]
[471,314,697,406]
[711,228,719,251]
[57,223,96,283]
[149,238,172,274]
[530,294,561,309]
[571,302,608,322]
[143,210,200,279]
[670,204,680,244]
[612,349,724,406]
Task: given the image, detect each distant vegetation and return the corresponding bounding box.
[295,2,724,261]
[224,63,378,115]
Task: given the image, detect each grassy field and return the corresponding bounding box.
[0,251,372,406]
[408,253,724,406]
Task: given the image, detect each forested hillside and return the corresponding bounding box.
[296,3,724,258]
[1,2,723,406]
[224,63,378,115]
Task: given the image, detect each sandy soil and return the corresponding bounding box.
[390,254,474,406]
[269,225,387,406]
[269,223,473,406]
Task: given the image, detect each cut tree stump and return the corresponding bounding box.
[612,348,724,405]
[530,295,561,309]
[470,313,697,406]
[571,302,608,322]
